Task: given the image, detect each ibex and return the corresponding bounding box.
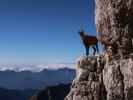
[79,30,99,56]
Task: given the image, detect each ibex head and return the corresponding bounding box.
[78,30,85,37]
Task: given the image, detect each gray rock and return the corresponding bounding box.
[65,0,133,100]
[65,56,104,100]
[120,58,133,100]
[103,60,124,100]
[95,0,133,56]
[65,55,133,100]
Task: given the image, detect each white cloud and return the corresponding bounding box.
[0,63,75,72]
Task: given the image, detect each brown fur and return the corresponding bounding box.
[79,30,99,56]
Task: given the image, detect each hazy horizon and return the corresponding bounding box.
[0,63,75,72]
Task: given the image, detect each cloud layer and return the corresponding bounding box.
[0,63,75,72]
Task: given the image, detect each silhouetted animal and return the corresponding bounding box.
[79,30,99,56]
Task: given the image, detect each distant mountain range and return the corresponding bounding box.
[0,68,75,89]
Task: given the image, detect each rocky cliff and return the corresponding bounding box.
[65,56,106,100]
[95,0,133,56]
[65,0,133,100]
[65,54,133,100]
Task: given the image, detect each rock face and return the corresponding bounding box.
[65,55,133,100]
[95,0,133,56]
[65,56,106,100]
[95,0,133,99]
[65,0,133,100]
[103,56,133,100]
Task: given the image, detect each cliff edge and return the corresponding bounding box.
[65,0,133,100]
[65,54,133,100]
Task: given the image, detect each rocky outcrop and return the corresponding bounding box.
[65,56,106,100]
[103,59,124,100]
[103,55,133,100]
[95,0,133,56]
[95,0,133,99]
[65,55,133,100]
[65,0,133,100]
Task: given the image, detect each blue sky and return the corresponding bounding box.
[0,0,96,64]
